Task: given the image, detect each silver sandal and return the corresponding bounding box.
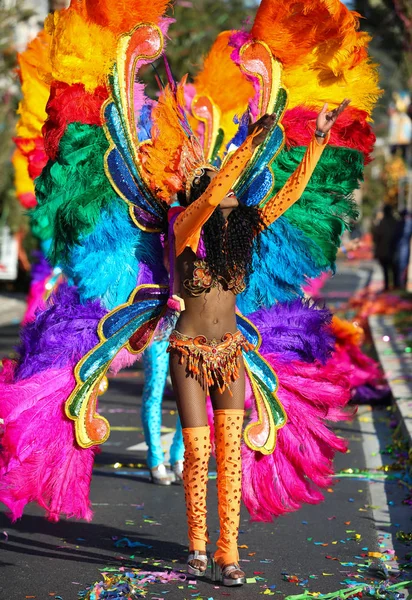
[149,463,174,486]
[211,557,245,586]
[187,551,208,577]
[171,460,184,484]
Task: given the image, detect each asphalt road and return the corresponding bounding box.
[0,261,410,600]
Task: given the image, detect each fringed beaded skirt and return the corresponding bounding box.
[167,329,253,394]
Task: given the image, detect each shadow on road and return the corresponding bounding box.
[0,512,187,567]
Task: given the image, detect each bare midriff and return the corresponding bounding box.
[174,249,238,340]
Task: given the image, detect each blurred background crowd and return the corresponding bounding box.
[0,0,411,293]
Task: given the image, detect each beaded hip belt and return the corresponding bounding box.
[167,329,253,394]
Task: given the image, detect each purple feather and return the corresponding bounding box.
[30,251,52,283]
[163,54,176,91]
[16,283,106,381]
[352,384,391,404]
[247,299,335,364]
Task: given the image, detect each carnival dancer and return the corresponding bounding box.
[167,102,348,584]
[0,0,379,589]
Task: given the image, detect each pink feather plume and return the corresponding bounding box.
[242,355,353,522]
[0,360,98,522]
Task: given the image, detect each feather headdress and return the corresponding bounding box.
[140,79,208,202]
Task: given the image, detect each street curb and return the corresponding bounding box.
[369,314,412,447]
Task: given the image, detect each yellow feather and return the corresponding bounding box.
[12,148,35,198]
[45,8,117,92]
[16,30,51,139]
[284,57,380,116]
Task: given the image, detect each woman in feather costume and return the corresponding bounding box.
[0,0,379,589]
[161,100,348,584]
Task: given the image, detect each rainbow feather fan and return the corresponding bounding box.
[1,0,379,522]
[185,0,379,310]
[1,0,172,521]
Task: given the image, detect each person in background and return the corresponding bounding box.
[395,209,412,290]
[141,339,184,485]
[372,204,400,291]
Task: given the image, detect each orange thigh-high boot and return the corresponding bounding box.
[211,409,245,586]
[182,425,212,576]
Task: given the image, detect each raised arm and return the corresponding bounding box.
[173,136,255,256]
[260,133,329,227]
[261,99,351,228]
[173,115,276,256]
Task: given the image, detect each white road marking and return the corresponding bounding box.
[357,404,410,594]
[126,431,176,463]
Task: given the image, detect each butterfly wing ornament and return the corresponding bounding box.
[232,40,287,207]
[103,23,168,232]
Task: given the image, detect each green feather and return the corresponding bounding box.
[211,128,224,164]
[31,123,116,263]
[273,145,362,268]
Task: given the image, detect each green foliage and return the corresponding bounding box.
[353,0,411,121]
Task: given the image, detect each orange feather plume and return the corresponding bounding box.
[194,32,255,149]
[251,0,381,116]
[252,0,369,74]
[73,0,171,34]
[331,316,364,347]
[140,79,205,203]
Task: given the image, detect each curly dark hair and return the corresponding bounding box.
[180,172,263,282]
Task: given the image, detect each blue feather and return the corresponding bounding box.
[237,216,327,315]
[226,111,249,151]
[138,104,153,142]
[60,199,167,310]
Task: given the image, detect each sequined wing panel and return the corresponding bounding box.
[236,313,287,454]
[103,23,167,232]
[231,41,287,207]
[65,285,168,448]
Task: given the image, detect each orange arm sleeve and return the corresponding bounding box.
[174,136,255,256]
[260,133,330,228]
